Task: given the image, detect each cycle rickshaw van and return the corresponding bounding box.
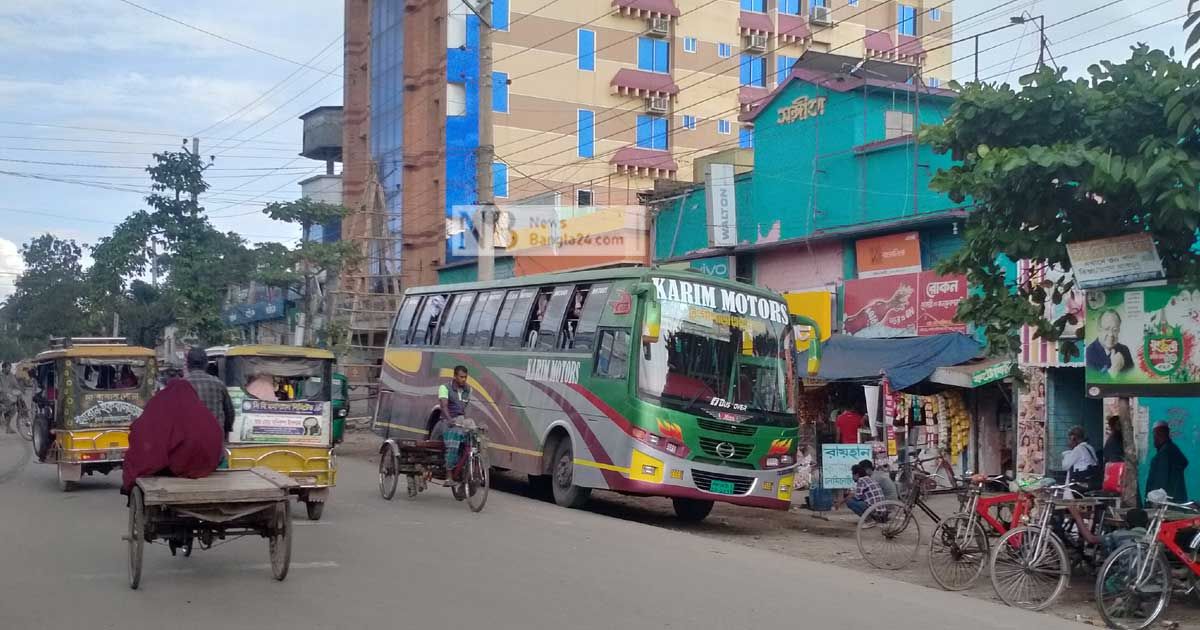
[205,344,337,520]
[30,337,156,491]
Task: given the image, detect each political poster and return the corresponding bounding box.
[231,398,331,447]
[1084,284,1200,397]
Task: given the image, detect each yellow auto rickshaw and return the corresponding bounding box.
[30,337,156,491]
[206,345,337,520]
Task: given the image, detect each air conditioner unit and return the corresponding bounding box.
[810,5,832,25]
[746,33,768,52]
[648,16,670,37]
[646,96,670,114]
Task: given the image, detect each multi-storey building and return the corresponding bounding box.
[342,0,955,286]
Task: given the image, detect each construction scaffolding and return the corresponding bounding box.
[334,163,403,390]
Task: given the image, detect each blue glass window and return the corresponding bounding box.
[930,7,941,21]
[717,119,731,135]
[929,77,941,88]
[493,162,508,198]
[848,0,858,5]
[492,0,509,31]
[739,127,754,149]
[578,29,595,71]
[637,37,670,73]
[493,72,508,113]
[717,43,733,58]
[780,0,800,15]
[636,115,668,150]
[682,114,697,130]
[740,0,765,11]
[577,109,595,158]
[740,54,765,87]
[776,55,797,84]
[809,0,827,10]
[897,4,916,36]
[683,36,698,53]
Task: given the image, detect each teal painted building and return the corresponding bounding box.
[651,55,968,324]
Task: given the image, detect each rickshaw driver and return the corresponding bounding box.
[430,365,471,477]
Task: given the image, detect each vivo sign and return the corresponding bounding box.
[705,163,737,248]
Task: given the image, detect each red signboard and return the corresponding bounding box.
[843,273,919,338]
[917,271,968,335]
[843,271,967,338]
[855,231,922,278]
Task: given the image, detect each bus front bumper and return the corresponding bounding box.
[607,445,795,510]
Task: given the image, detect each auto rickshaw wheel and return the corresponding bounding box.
[268,501,292,581]
[57,465,78,492]
[128,487,145,590]
[31,415,51,462]
[304,500,324,521]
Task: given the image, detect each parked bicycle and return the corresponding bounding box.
[856,452,963,570]
[989,479,1120,610]
[13,396,31,441]
[1094,490,1200,629]
[928,474,1025,590]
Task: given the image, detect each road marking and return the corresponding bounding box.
[70,561,339,581]
[291,520,332,527]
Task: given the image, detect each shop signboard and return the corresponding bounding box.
[821,444,873,489]
[855,232,922,278]
[688,256,730,278]
[1066,233,1164,289]
[1084,284,1200,397]
[843,271,966,338]
[917,272,968,335]
[970,361,1013,387]
[783,290,834,351]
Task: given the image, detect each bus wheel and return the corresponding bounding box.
[672,498,714,522]
[550,440,590,509]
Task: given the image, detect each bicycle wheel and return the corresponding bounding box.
[378,451,398,500]
[1095,543,1171,630]
[466,446,489,513]
[857,500,922,570]
[990,526,1070,610]
[929,513,989,590]
[15,406,32,441]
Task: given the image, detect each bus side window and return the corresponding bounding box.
[412,295,446,346]
[490,290,520,348]
[563,283,610,351]
[466,290,505,347]
[535,285,573,351]
[557,285,588,350]
[438,293,476,347]
[525,287,555,348]
[498,288,538,349]
[390,295,421,347]
[594,329,629,379]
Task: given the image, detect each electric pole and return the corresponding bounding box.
[467,0,496,281]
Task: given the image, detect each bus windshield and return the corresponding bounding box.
[638,299,796,422]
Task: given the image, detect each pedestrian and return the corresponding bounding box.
[835,403,864,444]
[0,362,20,433]
[1147,422,1189,502]
[858,458,898,501]
[837,464,883,516]
[182,348,236,438]
[1102,415,1124,464]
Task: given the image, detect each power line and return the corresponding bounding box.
[0,121,299,147]
[115,0,344,77]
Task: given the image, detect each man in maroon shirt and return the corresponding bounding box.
[836,405,865,444]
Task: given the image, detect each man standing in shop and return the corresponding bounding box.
[835,403,865,444]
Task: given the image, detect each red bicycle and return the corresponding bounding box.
[1094,491,1200,629]
[927,474,1029,590]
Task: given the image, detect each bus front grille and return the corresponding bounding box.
[696,418,757,436]
[692,470,755,495]
[697,437,755,460]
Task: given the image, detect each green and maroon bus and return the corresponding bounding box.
[373,267,816,521]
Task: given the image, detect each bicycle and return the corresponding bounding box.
[856,454,962,570]
[988,479,1117,610]
[928,474,1025,590]
[12,396,32,441]
[1094,490,1200,630]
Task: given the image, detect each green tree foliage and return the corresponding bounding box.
[2,234,90,351]
[923,46,1200,356]
[260,198,358,347]
[90,150,258,345]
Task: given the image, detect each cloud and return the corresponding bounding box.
[0,237,24,301]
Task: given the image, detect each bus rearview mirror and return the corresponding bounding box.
[642,296,661,345]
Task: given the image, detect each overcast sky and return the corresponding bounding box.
[0,0,1189,299]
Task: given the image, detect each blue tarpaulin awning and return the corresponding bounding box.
[805,333,984,391]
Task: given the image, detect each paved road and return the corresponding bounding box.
[0,434,1083,630]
